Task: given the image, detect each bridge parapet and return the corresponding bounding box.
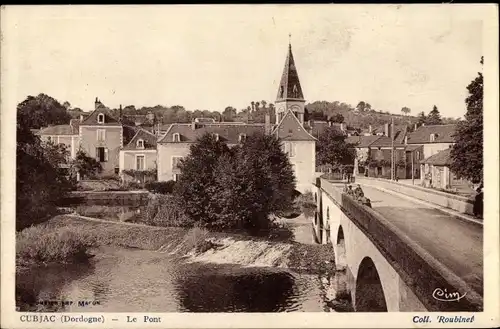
[316,178,483,312]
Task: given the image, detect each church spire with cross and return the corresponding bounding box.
[275,35,306,125]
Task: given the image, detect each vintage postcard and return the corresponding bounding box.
[1,4,499,328]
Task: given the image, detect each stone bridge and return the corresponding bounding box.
[311,178,483,312]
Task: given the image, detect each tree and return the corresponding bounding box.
[72,150,102,179]
[401,107,411,116]
[214,133,296,233]
[426,105,443,125]
[222,106,237,122]
[330,113,344,123]
[63,101,71,110]
[356,101,372,113]
[316,126,355,173]
[450,59,483,184]
[417,111,427,126]
[17,94,72,129]
[16,124,73,230]
[174,133,232,226]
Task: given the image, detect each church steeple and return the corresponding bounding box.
[275,39,306,125]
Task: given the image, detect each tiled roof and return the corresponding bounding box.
[123,128,157,150]
[305,121,344,138]
[421,148,451,166]
[407,124,456,144]
[273,110,316,141]
[158,123,267,144]
[38,124,78,135]
[345,136,361,145]
[80,108,121,126]
[405,144,423,151]
[369,136,406,148]
[356,135,383,148]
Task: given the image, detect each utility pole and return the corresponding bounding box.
[391,116,394,180]
[411,151,414,185]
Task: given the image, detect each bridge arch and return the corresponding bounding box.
[335,226,346,270]
[354,257,388,312]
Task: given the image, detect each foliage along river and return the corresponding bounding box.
[17,204,349,312]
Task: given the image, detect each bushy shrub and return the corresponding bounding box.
[16,225,96,267]
[145,180,176,194]
[142,194,193,227]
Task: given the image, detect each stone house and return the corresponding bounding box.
[37,119,80,159]
[119,128,158,182]
[78,98,123,176]
[406,124,457,159]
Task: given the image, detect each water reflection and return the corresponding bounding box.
[16,246,329,312]
[175,265,298,312]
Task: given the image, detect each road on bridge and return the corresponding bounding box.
[360,185,483,296]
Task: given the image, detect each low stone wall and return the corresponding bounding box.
[62,191,150,206]
[355,176,475,216]
[318,178,483,311]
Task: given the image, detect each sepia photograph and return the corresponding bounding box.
[1,4,498,328]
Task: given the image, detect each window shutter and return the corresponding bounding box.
[104,148,109,162]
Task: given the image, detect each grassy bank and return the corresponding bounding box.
[16,225,96,268]
[19,215,336,274]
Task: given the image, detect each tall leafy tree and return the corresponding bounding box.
[426,105,443,125]
[16,124,73,230]
[450,58,483,183]
[317,126,355,172]
[214,133,296,233]
[401,107,411,116]
[174,134,232,226]
[17,94,71,129]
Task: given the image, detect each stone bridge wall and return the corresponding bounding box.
[355,176,475,216]
[316,178,483,312]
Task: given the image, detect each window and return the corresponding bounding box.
[97,129,106,141]
[136,155,145,171]
[172,156,183,170]
[137,139,144,149]
[283,142,296,157]
[239,133,246,143]
[173,173,181,182]
[96,147,108,162]
[97,113,105,124]
[173,133,180,142]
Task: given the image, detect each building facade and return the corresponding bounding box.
[119,128,158,182]
[79,98,123,176]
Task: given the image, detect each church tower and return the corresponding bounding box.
[275,40,306,125]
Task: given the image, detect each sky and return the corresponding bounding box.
[2,5,485,118]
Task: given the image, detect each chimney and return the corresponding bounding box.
[384,123,390,137]
[369,125,372,134]
[414,123,418,131]
[265,112,271,135]
[191,121,196,130]
[95,97,99,110]
[79,114,84,122]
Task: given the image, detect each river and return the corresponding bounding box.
[17,245,344,312]
[17,203,350,312]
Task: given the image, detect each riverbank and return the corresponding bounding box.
[35,215,336,273]
[18,215,352,312]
